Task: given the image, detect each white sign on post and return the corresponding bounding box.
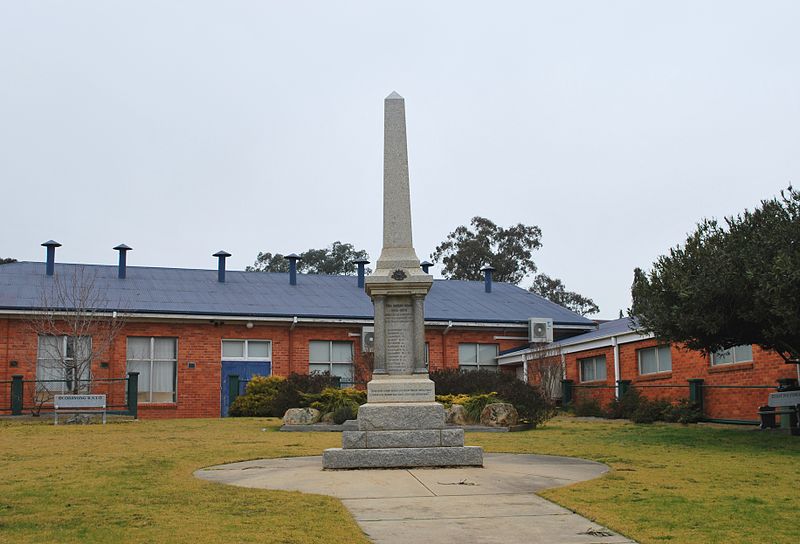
[768,390,800,408]
[53,394,107,425]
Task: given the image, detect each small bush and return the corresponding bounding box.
[332,404,357,424]
[631,398,672,424]
[606,389,643,419]
[307,387,366,414]
[228,393,272,417]
[462,393,501,422]
[244,375,285,396]
[574,398,606,417]
[662,398,704,424]
[430,369,556,427]
[229,372,340,418]
[435,394,471,407]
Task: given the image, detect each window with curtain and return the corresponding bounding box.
[36,335,92,393]
[711,344,754,366]
[126,337,177,403]
[579,355,607,382]
[458,343,499,371]
[638,345,672,375]
[309,340,353,385]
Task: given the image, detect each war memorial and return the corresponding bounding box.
[322,92,483,469]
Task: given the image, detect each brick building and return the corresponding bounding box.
[497,317,800,423]
[0,247,594,419]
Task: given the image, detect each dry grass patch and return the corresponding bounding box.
[0,418,368,544]
[470,416,800,544]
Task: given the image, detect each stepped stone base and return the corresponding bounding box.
[323,401,484,469]
[322,446,484,469]
[342,428,464,449]
[357,402,445,431]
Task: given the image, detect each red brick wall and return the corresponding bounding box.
[564,347,616,407]
[1,317,526,419]
[562,336,798,421]
[622,341,794,420]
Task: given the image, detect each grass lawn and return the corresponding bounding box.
[0,416,797,544]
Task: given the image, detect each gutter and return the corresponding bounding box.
[0,308,585,331]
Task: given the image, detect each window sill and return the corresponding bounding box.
[709,362,754,373]
[578,380,610,385]
[636,372,673,382]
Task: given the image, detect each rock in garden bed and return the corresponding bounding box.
[282,407,321,425]
[480,403,519,427]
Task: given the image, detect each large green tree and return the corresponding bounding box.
[530,273,599,316]
[246,242,370,275]
[431,216,542,283]
[630,187,800,362]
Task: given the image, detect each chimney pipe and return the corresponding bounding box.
[420,260,433,274]
[285,254,301,286]
[353,258,370,288]
[213,251,231,283]
[114,244,132,279]
[481,264,495,293]
[41,240,61,276]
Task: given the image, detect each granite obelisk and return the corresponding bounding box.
[322,93,483,469]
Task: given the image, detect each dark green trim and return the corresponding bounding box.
[703,418,759,426]
[228,375,240,409]
[126,372,139,419]
[561,379,574,406]
[11,375,23,415]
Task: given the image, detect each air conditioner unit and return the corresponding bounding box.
[528,318,553,343]
[361,326,375,353]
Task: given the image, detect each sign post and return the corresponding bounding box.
[53,394,107,425]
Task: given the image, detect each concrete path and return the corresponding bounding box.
[195,453,636,544]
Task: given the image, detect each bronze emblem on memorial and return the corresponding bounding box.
[391,269,407,281]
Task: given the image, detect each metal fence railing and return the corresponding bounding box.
[561,378,790,425]
[1,372,139,419]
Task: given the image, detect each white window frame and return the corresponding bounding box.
[309,340,354,384]
[221,339,272,362]
[579,355,607,383]
[458,343,499,371]
[637,345,672,375]
[126,337,178,404]
[711,344,754,366]
[36,335,92,393]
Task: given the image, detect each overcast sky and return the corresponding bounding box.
[1,1,798,319]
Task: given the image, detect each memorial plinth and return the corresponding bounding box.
[322,92,483,469]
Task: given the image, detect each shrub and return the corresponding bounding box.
[574,398,605,417]
[307,387,366,414]
[606,389,643,419]
[462,393,501,422]
[245,375,285,396]
[229,372,340,418]
[332,404,357,424]
[228,393,272,417]
[662,398,704,424]
[631,398,672,424]
[435,394,471,407]
[430,369,556,427]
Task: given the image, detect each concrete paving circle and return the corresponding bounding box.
[195,453,636,544]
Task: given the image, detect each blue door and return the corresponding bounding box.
[221,361,271,417]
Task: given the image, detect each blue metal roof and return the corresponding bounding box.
[0,262,594,326]
[556,317,641,346]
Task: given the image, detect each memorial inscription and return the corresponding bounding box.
[385,297,414,373]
